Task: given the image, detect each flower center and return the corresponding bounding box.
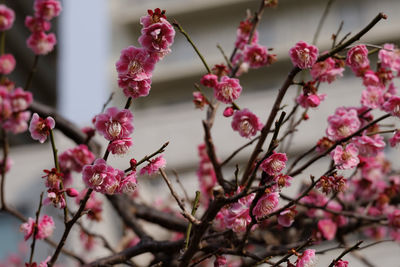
[107,121,122,138]
[298,48,310,64]
[12,97,28,111]
[221,85,233,100]
[127,60,142,77]
[337,125,350,137]
[239,120,253,135]
[271,160,284,172]
[89,173,103,186]
[0,15,7,28]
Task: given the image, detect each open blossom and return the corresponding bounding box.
[231,108,263,138]
[200,74,218,88]
[20,215,55,241]
[331,143,359,170]
[140,155,166,175]
[28,113,55,143]
[362,70,381,87]
[2,111,31,134]
[379,43,400,72]
[214,76,242,104]
[9,88,33,113]
[139,20,175,56]
[119,77,152,99]
[317,219,337,240]
[108,137,133,155]
[27,31,57,55]
[326,107,361,141]
[296,249,317,267]
[311,57,344,83]
[278,208,297,227]
[296,93,326,108]
[389,130,400,147]
[289,41,319,69]
[352,133,385,156]
[25,16,51,32]
[235,19,259,50]
[116,46,156,81]
[34,0,62,21]
[140,8,166,28]
[0,5,15,31]
[243,44,271,68]
[59,144,95,173]
[0,54,15,74]
[382,95,400,117]
[82,158,118,194]
[346,44,370,74]
[253,192,279,219]
[361,86,384,109]
[260,152,287,176]
[94,107,134,141]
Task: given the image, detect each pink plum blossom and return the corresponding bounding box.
[139,21,175,56]
[253,192,279,219]
[197,144,217,200]
[25,16,51,32]
[2,110,31,134]
[235,19,259,50]
[289,41,319,69]
[260,152,287,176]
[223,107,234,117]
[59,144,95,173]
[0,54,15,74]
[214,255,227,267]
[326,107,361,141]
[331,143,359,170]
[243,44,270,68]
[389,130,400,147]
[140,8,167,28]
[34,0,62,21]
[382,95,400,117]
[274,174,293,189]
[231,108,263,138]
[94,107,134,141]
[352,133,385,156]
[310,57,344,83]
[379,43,400,72]
[296,93,326,108]
[296,249,317,267]
[214,76,242,104]
[28,113,55,143]
[9,87,33,112]
[362,70,381,87]
[360,86,384,109]
[200,74,218,88]
[118,77,152,99]
[317,219,337,240]
[118,171,138,194]
[26,31,57,55]
[108,138,133,155]
[76,189,103,221]
[193,91,208,110]
[346,44,370,74]
[334,260,349,267]
[0,4,15,31]
[116,46,156,81]
[277,208,296,227]
[20,215,55,241]
[140,155,166,175]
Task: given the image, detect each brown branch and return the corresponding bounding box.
[328,241,363,267]
[221,135,260,167]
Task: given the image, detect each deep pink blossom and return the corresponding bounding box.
[296,249,317,267]
[42,168,62,189]
[326,107,361,141]
[34,0,62,21]
[389,130,400,147]
[0,5,15,31]
[28,113,55,143]
[26,31,57,55]
[214,76,242,104]
[243,44,270,68]
[9,87,33,112]
[214,255,227,267]
[197,144,217,199]
[296,93,326,108]
[94,107,134,141]
[231,108,263,138]
[116,46,156,81]
[346,44,370,74]
[59,144,95,173]
[352,133,385,156]
[235,19,258,50]
[334,260,349,267]
[362,70,381,87]
[331,143,359,170]
[140,8,167,28]
[289,41,319,69]
[0,54,15,74]
[361,86,384,109]
[253,192,279,219]
[274,174,293,189]
[379,43,400,72]
[223,107,234,117]
[318,219,337,240]
[200,74,218,88]
[260,152,287,176]
[139,21,175,56]
[118,77,152,99]
[25,16,51,32]
[382,95,400,117]
[140,155,166,175]
[310,57,344,83]
[108,138,133,155]
[20,215,55,241]
[82,158,121,194]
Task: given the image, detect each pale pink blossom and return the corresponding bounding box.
[9,87,33,112]
[139,21,175,56]
[118,171,138,194]
[27,31,57,55]
[277,208,296,227]
[253,192,279,219]
[140,155,166,175]
[326,107,361,141]
[118,77,152,99]
[382,95,400,117]
[28,113,55,143]
[289,41,319,69]
[20,215,55,241]
[200,74,218,88]
[352,133,385,156]
[331,143,359,170]
[231,108,263,138]
[34,0,62,20]
[0,54,15,74]
[116,46,156,81]
[384,82,398,101]
[214,76,242,104]
[94,107,134,141]
[108,138,133,155]
[317,219,337,240]
[360,86,384,109]
[296,249,317,267]
[296,93,326,108]
[346,44,370,74]
[2,110,31,134]
[25,16,51,32]
[379,43,400,72]
[243,44,270,68]
[260,152,287,176]
[389,130,400,147]
[310,57,344,83]
[0,5,15,31]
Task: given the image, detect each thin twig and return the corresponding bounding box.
[125,142,169,172]
[328,241,363,267]
[216,43,233,69]
[184,191,201,250]
[29,192,44,265]
[25,55,40,91]
[312,0,336,45]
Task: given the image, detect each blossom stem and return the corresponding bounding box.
[25,55,40,91]
[29,192,44,265]
[184,191,201,250]
[124,141,169,172]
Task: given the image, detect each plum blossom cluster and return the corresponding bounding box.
[26,0,61,55]
[116,8,175,99]
[196,144,217,203]
[0,5,16,75]
[20,215,55,241]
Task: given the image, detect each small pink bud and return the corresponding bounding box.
[130,158,137,170]
[66,188,79,197]
[223,107,234,117]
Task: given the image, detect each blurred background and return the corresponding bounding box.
[0,0,399,265]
